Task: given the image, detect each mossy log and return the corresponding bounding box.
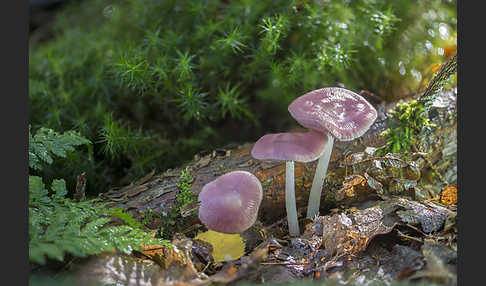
[101,88,457,226]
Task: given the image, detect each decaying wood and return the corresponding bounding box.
[101,88,457,226]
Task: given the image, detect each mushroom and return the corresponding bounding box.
[251,130,331,236]
[288,87,377,219]
[198,170,263,234]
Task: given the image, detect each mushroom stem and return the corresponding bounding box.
[306,135,334,219]
[285,160,300,236]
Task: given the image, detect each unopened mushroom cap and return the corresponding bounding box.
[288,87,377,141]
[251,130,329,163]
[198,171,263,234]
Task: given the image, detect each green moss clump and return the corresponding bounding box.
[380,100,436,154]
[159,167,197,239]
[29,0,456,195]
[174,167,196,210]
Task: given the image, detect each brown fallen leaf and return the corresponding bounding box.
[135,169,156,185]
[133,235,203,285]
[136,243,176,269]
[309,206,399,258]
[335,174,377,205]
[305,197,453,259]
[440,184,457,205]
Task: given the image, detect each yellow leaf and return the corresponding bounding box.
[195,230,245,262]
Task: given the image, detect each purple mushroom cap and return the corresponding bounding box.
[198,171,263,234]
[288,87,377,141]
[251,130,330,163]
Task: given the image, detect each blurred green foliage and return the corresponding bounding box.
[29,0,456,195]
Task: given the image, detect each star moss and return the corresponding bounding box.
[29,0,456,195]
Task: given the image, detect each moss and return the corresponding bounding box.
[174,167,197,211]
[159,167,197,239]
[141,207,160,227]
[29,0,457,195]
[380,100,436,154]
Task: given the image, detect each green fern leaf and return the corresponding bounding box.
[29,127,91,171]
[29,175,170,265]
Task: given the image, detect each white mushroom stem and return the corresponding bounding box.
[285,160,300,236]
[306,135,334,219]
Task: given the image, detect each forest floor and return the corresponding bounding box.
[51,88,458,286]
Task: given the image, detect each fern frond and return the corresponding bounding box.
[29,175,170,265]
[29,126,91,171]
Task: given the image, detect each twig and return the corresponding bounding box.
[418,54,457,112]
[74,172,87,202]
[396,229,423,243]
[402,223,428,236]
[259,262,307,265]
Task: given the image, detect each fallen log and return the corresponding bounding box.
[100,88,457,226]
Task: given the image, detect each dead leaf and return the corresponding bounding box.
[364,172,383,194]
[305,197,454,259]
[310,207,398,257]
[335,174,377,205]
[395,198,453,233]
[440,184,457,205]
[341,152,368,166]
[135,169,156,185]
[137,243,177,269]
[195,230,246,262]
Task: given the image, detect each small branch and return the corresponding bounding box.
[74,172,87,202]
[259,262,307,265]
[396,230,424,243]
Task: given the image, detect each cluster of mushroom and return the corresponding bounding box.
[251,87,377,236]
[196,87,377,238]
